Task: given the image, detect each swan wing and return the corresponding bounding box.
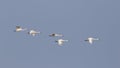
[89,39,93,44]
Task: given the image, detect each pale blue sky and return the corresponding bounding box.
[0,0,120,68]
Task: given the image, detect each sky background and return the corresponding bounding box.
[0,0,120,68]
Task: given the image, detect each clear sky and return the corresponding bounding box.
[0,0,120,68]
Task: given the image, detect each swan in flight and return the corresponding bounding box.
[14,26,27,32]
[49,33,63,37]
[28,30,40,36]
[85,37,99,44]
[55,39,68,46]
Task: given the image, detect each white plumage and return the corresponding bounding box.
[85,37,99,44]
[28,30,40,36]
[56,39,68,46]
[15,26,27,32]
[49,33,63,37]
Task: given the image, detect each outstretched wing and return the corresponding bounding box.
[89,39,93,44]
[31,33,36,36]
[58,41,63,46]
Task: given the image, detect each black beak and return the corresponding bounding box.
[84,40,88,41]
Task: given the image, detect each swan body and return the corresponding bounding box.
[15,26,27,32]
[56,39,68,46]
[49,33,63,37]
[85,37,99,44]
[28,30,40,36]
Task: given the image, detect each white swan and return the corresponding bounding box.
[55,39,68,46]
[28,30,40,36]
[85,37,99,44]
[49,33,63,37]
[14,26,27,32]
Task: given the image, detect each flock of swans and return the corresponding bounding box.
[14,26,99,46]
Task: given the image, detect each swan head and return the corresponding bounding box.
[49,34,55,37]
[84,40,89,41]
